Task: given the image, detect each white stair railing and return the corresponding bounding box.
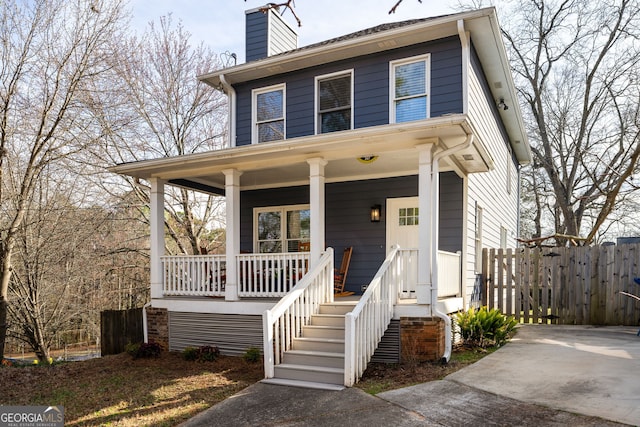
[344,246,400,386]
[263,248,334,379]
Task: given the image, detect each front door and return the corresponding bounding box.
[386,197,420,298]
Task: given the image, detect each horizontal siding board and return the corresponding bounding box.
[240,174,462,293]
[371,319,400,363]
[245,12,268,62]
[168,312,263,356]
[234,36,462,145]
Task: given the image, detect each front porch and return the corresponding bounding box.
[159,249,462,303]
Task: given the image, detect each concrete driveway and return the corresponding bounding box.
[181,325,640,426]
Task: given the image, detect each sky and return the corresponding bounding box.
[129,0,461,64]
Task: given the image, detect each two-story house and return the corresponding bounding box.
[112,6,530,389]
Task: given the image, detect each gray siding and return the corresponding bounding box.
[269,12,297,55]
[371,319,400,363]
[240,173,463,294]
[234,36,462,146]
[168,312,263,356]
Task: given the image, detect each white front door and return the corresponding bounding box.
[386,197,420,252]
[386,197,420,298]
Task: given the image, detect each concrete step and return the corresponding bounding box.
[292,336,345,353]
[318,302,357,315]
[302,325,344,339]
[282,349,344,368]
[310,314,345,327]
[273,363,344,385]
[261,377,344,391]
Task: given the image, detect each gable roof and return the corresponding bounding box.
[198,7,530,164]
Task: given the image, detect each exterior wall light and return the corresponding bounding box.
[370,204,382,222]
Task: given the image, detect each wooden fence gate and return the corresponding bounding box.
[481,244,640,325]
[100,308,144,355]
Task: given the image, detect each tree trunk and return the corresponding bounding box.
[0,298,7,360]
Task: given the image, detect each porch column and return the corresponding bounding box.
[223,169,242,301]
[417,144,435,309]
[149,178,165,300]
[307,158,327,267]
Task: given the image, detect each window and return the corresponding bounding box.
[500,226,508,249]
[390,54,430,123]
[316,71,353,134]
[398,207,419,226]
[255,205,310,253]
[253,84,285,143]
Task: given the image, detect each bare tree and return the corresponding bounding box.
[0,0,128,359]
[98,15,227,256]
[499,0,640,245]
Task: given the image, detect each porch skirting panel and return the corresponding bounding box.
[168,312,263,356]
[370,319,401,363]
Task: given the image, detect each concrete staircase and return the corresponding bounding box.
[262,301,357,390]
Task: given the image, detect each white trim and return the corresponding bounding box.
[149,178,165,300]
[253,204,310,253]
[389,53,431,124]
[314,69,354,135]
[457,20,470,115]
[252,83,286,144]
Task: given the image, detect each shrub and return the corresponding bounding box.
[455,307,517,349]
[243,346,261,363]
[126,341,162,359]
[196,345,220,362]
[182,345,220,362]
[182,346,198,361]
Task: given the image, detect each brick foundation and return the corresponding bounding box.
[400,317,445,362]
[145,307,169,350]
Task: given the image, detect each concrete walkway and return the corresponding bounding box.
[181,325,640,426]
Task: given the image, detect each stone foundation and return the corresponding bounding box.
[145,307,168,350]
[400,317,445,362]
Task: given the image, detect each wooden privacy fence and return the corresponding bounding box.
[100,308,144,355]
[482,244,640,325]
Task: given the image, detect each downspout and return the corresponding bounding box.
[219,74,236,148]
[431,133,474,362]
[142,302,151,343]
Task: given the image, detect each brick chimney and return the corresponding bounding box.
[245,6,298,62]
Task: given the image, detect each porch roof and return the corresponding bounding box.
[110,115,489,194]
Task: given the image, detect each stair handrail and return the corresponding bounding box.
[344,245,400,386]
[263,248,334,379]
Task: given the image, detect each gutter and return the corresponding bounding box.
[431,133,474,362]
[219,74,236,148]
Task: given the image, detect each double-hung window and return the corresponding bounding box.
[390,54,430,123]
[253,84,285,143]
[255,205,310,253]
[316,70,353,134]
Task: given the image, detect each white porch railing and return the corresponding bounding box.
[344,246,400,387]
[238,252,311,297]
[161,252,311,298]
[263,248,334,379]
[162,255,226,297]
[397,249,461,299]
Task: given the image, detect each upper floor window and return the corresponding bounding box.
[316,70,353,134]
[253,84,285,143]
[390,54,430,123]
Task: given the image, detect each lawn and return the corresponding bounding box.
[0,346,493,426]
[0,352,263,427]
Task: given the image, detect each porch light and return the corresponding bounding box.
[370,204,382,222]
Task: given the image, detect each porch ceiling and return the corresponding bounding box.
[111,115,490,193]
